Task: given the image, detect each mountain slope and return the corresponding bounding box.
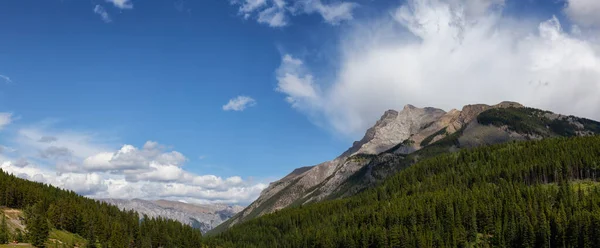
[216,104,447,230]
[214,101,600,233]
[207,135,600,247]
[101,198,243,233]
[0,208,87,248]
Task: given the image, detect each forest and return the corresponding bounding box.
[3,135,600,247]
[207,135,600,248]
[0,169,203,247]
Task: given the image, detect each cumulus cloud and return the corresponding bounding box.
[1,161,108,196]
[78,141,186,176]
[105,0,133,9]
[1,125,266,204]
[1,156,263,204]
[565,0,600,27]
[276,0,600,137]
[233,0,357,27]
[94,5,112,23]
[0,113,12,130]
[222,96,257,111]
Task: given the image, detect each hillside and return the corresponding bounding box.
[1,207,92,247]
[0,170,203,247]
[207,135,600,247]
[100,198,243,233]
[214,102,600,233]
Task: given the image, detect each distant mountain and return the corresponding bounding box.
[101,199,243,233]
[213,101,600,233]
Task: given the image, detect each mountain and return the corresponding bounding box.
[206,135,600,247]
[213,101,600,233]
[101,198,243,233]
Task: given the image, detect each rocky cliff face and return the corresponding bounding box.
[101,199,243,233]
[216,101,598,233]
[389,101,525,153]
[222,104,449,228]
[346,105,446,156]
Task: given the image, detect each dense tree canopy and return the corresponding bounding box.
[208,136,600,248]
[0,169,203,247]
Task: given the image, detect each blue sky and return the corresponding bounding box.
[0,0,350,177]
[1,0,599,204]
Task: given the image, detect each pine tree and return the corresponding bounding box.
[0,210,8,244]
[27,204,50,248]
[14,229,23,243]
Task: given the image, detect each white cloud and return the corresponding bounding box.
[0,74,12,84]
[294,0,357,25]
[239,0,268,13]
[233,0,357,27]
[276,55,320,109]
[0,161,108,196]
[565,0,600,27]
[0,124,266,204]
[94,5,112,23]
[222,96,257,111]
[257,6,287,27]
[0,113,12,130]
[16,127,110,159]
[105,0,133,9]
[80,141,186,174]
[276,0,600,137]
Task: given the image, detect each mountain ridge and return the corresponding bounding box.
[212,101,600,234]
[100,198,243,233]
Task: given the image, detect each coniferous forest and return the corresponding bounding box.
[207,136,600,247]
[3,136,600,247]
[0,170,203,247]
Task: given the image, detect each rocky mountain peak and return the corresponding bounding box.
[349,105,446,155]
[494,101,524,108]
[382,109,399,119]
[403,104,417,110]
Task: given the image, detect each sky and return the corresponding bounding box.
[0,0,599,205]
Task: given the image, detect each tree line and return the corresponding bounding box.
[0,170,203,247]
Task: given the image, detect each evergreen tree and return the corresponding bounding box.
[0,210,8,244]
[15,229,24,243]
[26,204,50,248]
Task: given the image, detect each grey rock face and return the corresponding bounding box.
[101,198,243,234]
[344,105,447,156]
[225,104,448,228]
